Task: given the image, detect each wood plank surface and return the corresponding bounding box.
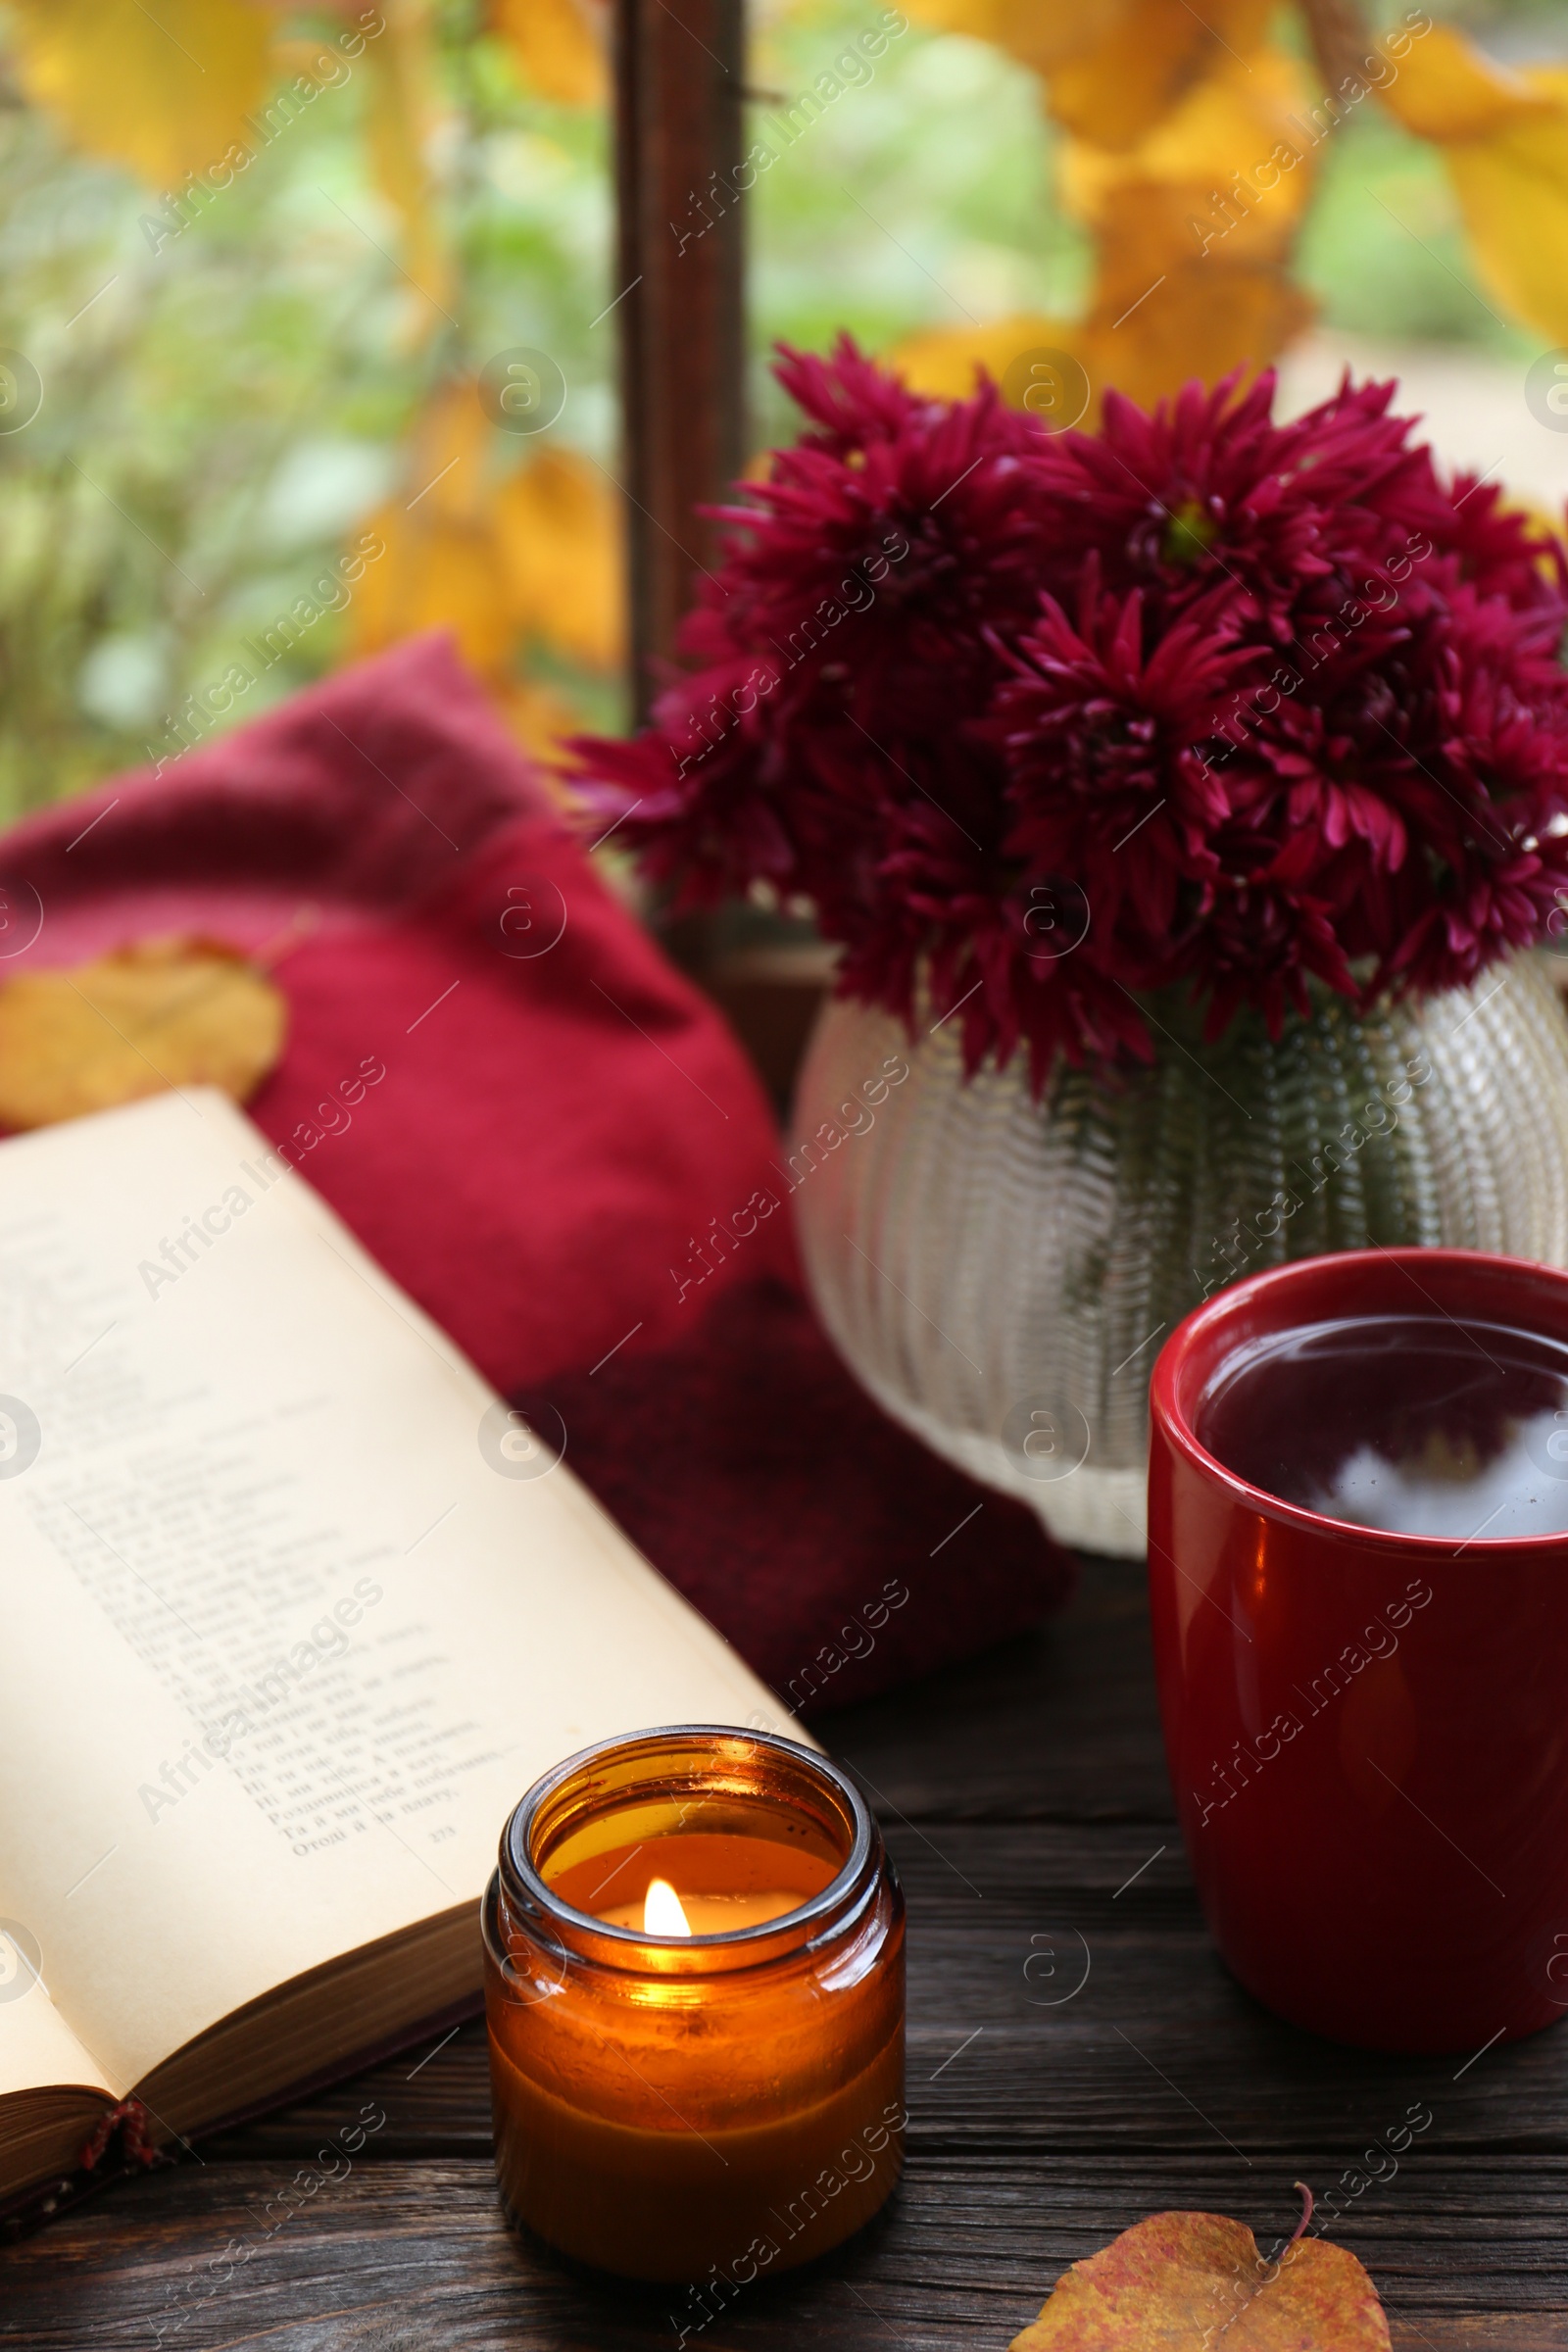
[5,1557,1567,2346]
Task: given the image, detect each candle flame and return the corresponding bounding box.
[643,1876,692,1936]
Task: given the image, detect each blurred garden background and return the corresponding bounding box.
[3,0,1568,825]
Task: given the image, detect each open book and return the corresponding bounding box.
[0,1090,792,2211]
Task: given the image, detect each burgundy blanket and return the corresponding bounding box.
[0,636,1075,1710]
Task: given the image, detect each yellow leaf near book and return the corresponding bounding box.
[5,0,273,186]
[0,938,286,1132]
[490,0,606,105]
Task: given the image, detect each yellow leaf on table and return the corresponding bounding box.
[0,938,286,1132]
[493,449,624,669]
[1011,2204,1391,2350]
[1047,0,1271,154]
[490,0,606,105]
[6,0,272,186]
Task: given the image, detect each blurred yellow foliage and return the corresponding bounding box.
[1374,23,1544,144]
[494,450,624,671]
[895,0,1568,421]
[1378,28,1568,345]
[347,384,623,749]
[6,0,271,185]
[1442,73,1568,345]
[490,0,607,105]
[15,0,1568,760]
[1047,0,1273,154]
[894,11,1317,415]
[0,0,614,747]
[901,0,1140,90]
[1060,48,1317,253]
[888,316,1080,402]
[361,1,456,336]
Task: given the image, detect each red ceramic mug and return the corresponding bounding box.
[1149,1247,1568,2053]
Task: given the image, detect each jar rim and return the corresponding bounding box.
[493,1725,879,1975]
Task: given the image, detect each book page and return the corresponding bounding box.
[0,1927,109,2101]
[0,1090,794,2096]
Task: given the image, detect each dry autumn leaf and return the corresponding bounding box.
[0,938,286,1132]
[1011,2191,1391,2351]
[6,0,273,187]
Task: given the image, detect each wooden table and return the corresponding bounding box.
[6,1555,1565,2348]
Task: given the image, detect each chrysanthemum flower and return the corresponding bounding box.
[570,342,1568,1078]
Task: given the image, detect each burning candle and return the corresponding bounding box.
[482,1726,906,2286]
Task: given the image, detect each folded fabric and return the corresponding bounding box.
[0,635,1075,1704]
[515,1273,1073,1713]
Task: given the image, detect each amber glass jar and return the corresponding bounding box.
[482,1725,906,2286]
